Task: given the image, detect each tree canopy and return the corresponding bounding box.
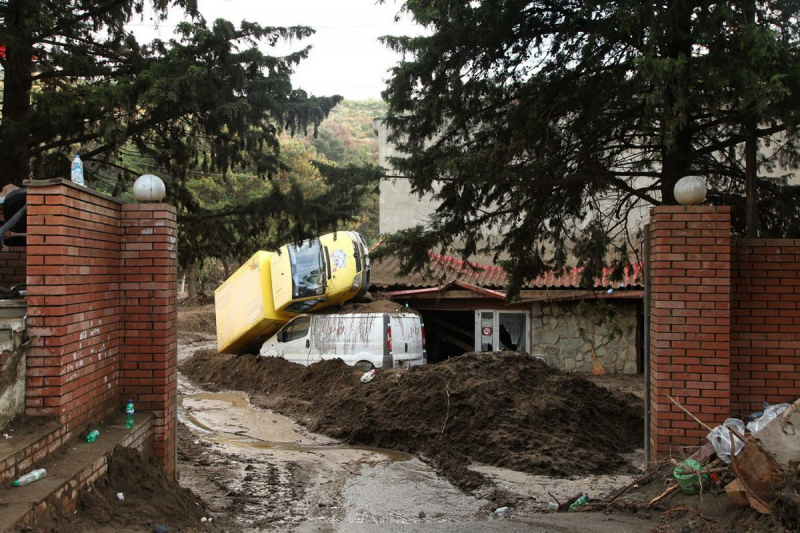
[379,0,800,294]
[1,0,378,267]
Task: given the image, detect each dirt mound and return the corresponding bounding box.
[316,298,419,315]
[181,351,643,490]
[36,446,228,532]
[178,305,216,334]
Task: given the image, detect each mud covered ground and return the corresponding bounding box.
[181,349,644,492]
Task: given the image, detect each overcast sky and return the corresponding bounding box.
[128,0,426,100]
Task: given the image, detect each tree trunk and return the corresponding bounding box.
[659,0,694,205]
[660,130,693,205]
[745,128,758,238]
[744,0,759,238]
[1,0,36,186]
[222,256,232,279]
[187,262,198,300]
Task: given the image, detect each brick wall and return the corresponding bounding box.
[0,213,27,287]
[731,239,800,413]
[648,206,732,459]
[22,179,177,473]
[25,182,123,425]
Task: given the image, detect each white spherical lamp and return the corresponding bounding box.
[133,174,166,202]
[673,175,707,206]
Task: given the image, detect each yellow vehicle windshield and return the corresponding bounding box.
[272,231,369,315]
[287,239,326,299]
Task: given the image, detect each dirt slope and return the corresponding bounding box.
[177,305,216,335]
[181,350,643,490]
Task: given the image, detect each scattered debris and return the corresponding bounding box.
[707,419,746,464]
[673,460,707,495]
[492,506,508,517]
[12,468,47,487]
[599,394,800,531]
[117,492,124,501]
[568,494,589,512]
[746,403,790,435]
[31,447,222,531]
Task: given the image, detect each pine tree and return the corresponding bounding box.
[379,0,800,294]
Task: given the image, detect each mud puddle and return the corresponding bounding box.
[177,377,472,531]
[180,389,411,462]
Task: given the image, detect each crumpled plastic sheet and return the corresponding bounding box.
[707,418,746,464]
[746,403,790,435]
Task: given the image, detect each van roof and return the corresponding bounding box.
[299,312,420,319]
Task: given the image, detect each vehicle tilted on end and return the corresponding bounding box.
[215,231,370,354]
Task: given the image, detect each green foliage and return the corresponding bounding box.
[379,0,800,296]
[306,99,386,165]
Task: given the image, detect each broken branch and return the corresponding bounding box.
[441,380,451,434]
[605,472,656,505]
[669,395,713,432]
[647,484,680,508]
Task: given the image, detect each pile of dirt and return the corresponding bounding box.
[178,305,216,335]
[317,298,420,315]
[35,447,228,533]
[181,350,643,491]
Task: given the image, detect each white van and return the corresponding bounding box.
[259,312,426,370]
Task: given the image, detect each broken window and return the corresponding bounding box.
[474,311,528,353]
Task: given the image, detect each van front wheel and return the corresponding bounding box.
[354,360,374,372]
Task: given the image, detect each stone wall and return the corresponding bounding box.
[0,300,26,428]
[530,300,639,374]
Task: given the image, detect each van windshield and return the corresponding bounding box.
[288,240,325,299]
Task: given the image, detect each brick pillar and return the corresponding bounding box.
[649,206,731,461]
[120,204,178,475]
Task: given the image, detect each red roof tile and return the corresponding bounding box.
[370,250,644,290]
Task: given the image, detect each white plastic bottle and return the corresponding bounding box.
[71,154,85,186]
[12,468,47,487]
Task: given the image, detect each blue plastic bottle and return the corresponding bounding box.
[70,154,84,186]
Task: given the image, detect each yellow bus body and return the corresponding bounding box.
[214,251,293,354]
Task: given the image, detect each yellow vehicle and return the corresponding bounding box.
[214,231,370,353]
[214,251,293,354]
[271,231,370,314]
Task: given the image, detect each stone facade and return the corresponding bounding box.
[0,300,26,429]
[530,300,639,374]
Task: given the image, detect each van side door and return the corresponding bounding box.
[279,316,312,364]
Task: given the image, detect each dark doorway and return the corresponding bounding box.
[419,310,474,364]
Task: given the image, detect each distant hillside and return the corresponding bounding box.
[305,99,387,165]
